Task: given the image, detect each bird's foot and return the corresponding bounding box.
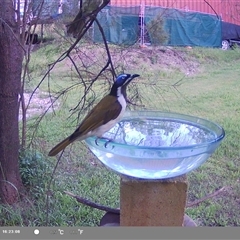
[95,137,114,149]
[104,139,114,148]
[137,138,145,146]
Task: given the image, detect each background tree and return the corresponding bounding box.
[0,0,24,204]
[146,14,168,46]
[0,0,110,205]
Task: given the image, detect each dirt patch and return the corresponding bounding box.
[118,46,200,75]
[19,90,59,120]
[68,44,200,76]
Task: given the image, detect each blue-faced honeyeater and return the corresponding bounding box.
[48,73,140,156]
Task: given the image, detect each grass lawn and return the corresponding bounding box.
[0,37,240,226]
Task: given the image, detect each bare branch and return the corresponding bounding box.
[46,151,65,225]
[95,18,116,77]
[186,186,230,208]
[64,186,230,214]
[0,17,25,52]
[64,191,120,214]
[203,0,220,19]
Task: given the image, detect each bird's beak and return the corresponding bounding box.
[125,74,140,85]
[132,74,140,78]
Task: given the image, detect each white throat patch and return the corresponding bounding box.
[117,87,122,97]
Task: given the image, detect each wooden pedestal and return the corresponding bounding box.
[119,175,188,226]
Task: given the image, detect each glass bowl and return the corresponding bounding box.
[85,111,225,180]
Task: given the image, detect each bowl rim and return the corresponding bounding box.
[85,110,225,151]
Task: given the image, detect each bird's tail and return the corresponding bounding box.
[48,137,73,156]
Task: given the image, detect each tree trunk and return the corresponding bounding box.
[0,1,24,204]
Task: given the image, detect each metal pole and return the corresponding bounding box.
[140,0,145,46]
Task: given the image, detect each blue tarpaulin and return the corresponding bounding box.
[94,5,222,47]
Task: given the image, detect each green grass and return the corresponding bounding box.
[1,38,240,226]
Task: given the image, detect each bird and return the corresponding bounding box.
[67,0,104,37]
[48,73,140,156]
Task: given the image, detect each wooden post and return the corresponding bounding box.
[120,175,188,226]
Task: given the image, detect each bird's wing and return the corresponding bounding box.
[69,95,122,141]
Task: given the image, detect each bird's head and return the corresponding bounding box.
[114,74,131,88]
[110,73,140,97]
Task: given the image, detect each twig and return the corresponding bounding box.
[204,0,220,19]
[64,191,120,214]
[95,18,116,78]
[186,186,229,208]
[46,150,65,225]
[64,186,230,214]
